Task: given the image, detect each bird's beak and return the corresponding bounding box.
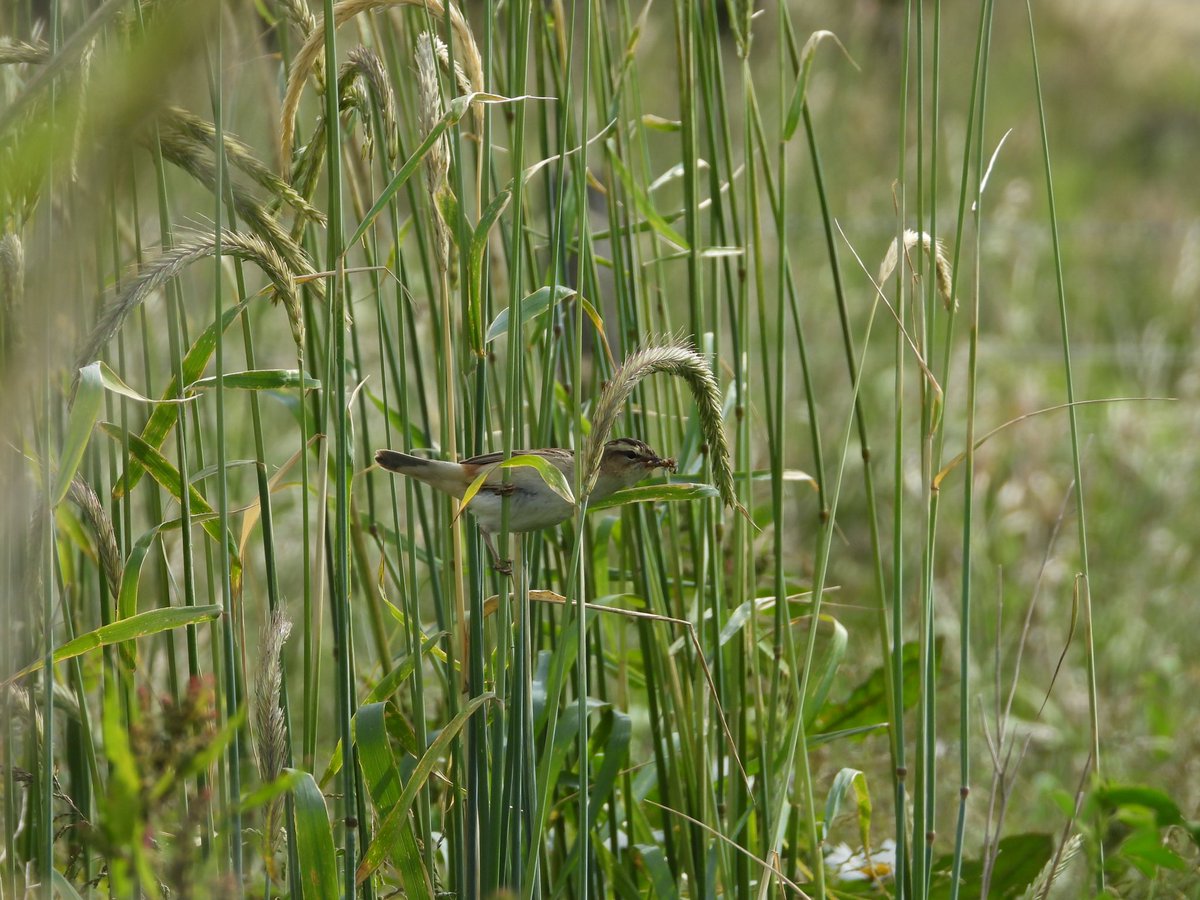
[651,455,677,472]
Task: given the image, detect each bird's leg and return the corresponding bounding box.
[481,530,513,576]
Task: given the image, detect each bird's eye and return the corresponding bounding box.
[623,450,640,460]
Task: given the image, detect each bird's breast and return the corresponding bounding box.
[467,487,575,534]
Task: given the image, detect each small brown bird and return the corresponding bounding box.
[375,437,676,573]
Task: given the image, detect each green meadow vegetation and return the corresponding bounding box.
[2,0,1198,897]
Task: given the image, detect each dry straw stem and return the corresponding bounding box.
[278,0,484,174]
[583,338,741,512]
[66,476,122,599]
[75,229,303,371]
[878,228,956,311]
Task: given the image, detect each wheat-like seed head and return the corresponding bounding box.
[416,33,449,192]
[75,229,303,371]
[346,46,399,163]
[67,36,97,184]
[582,337,740,512]
[429,30,472,98]
[277,0,319,40]
[0,37,49,65]
[160,107,326,225]
[253,608,293,863]
[278,0,483,176]
[66,477,122,600]
[1,232,23,352]
[878,228,956,311]
[155,119,324,307]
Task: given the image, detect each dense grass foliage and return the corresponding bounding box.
[2,1,1198,897]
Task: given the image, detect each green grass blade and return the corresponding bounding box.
[7,604,222,682]
[356,692,497,885]
[54,362,104,507]
[287,769,340,899]
[113,300,247,498]
[185,369,320,392]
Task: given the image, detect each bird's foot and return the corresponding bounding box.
[482,531,514,577]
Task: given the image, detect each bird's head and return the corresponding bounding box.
[598,437,677,492]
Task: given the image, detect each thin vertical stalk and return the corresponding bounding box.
[1025,2,1101,889]
[893,5,914,894]
[208,25,245,882]
[316,0,357,894]
[948,1,995,894]
[39,0,61,892]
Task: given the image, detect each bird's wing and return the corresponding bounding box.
[462,449,575,492]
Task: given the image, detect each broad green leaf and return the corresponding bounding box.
[467,189,512,348]
[54,362,104,507]
[357,693,497,884]
[606,142,689,250]
[318,634,444,787]
[101,424,241,583]
[1119,831,1190,874]
[632,845,678,900]
[117,524,165,623]
[782,31,853,141]
[52,869,85,899]
[356,703,433,900]
[587,708,631,829]
[367,388,430,449]
[357,702,402,810]
[287,769,339,900]
[814,638,939,736]
[6,605,222,683]
[115,523,167,668]
[928,832,1053,900]
[458,454,574,518]
[804,613,849,726]
[484,285,576,343]
[115,300,247,498]
[550,707,630,896]
[824,768,871,850]
[1094,784,1200,846]
[589,482,719,511]
[186,369,320,393]
[100,679,143,895]
[97,361,194,405]
[239,770,302,813]
[641,113,681,131]
[470,189,511,289]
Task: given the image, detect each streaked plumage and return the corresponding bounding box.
[375,437,675,572]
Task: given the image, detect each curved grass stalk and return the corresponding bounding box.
[582,338,738,511]
[278,0,484,176]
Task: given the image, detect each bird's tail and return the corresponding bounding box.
[374,449,469,498]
